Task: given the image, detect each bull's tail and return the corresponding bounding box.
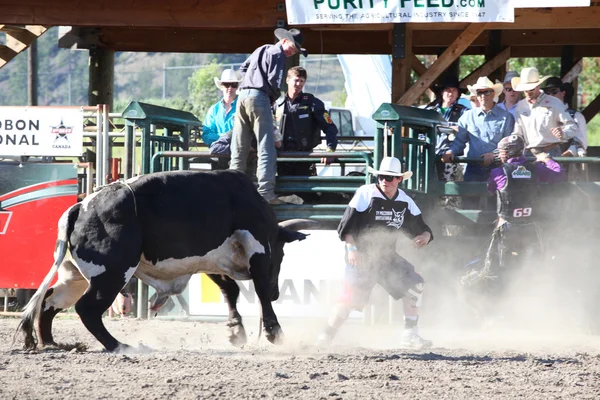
[16,204,79,349]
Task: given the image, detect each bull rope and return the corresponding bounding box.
[120,181,138,217]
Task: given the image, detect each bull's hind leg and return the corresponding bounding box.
[39,261,88,346]
[75,272,130,352]
[207,274,247,347]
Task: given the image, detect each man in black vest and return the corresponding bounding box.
[274,66,338,176]
[461,135,564,306]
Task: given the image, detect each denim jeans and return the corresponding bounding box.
[230,89,277,200]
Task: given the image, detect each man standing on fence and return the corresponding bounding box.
[230,28,307,205]
[317,157,434,349]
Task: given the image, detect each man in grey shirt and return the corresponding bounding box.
[230,28,307,205]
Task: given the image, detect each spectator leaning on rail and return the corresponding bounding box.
[317,157,434,349]
[511,67,578,158]
[425,75,469,183]
[496,71,521,119]
[541,77,588,158]
[230,28,307,205]
[441,76,514,182]
[201,69,242,168]
[274,66,338,177]
[461,135,564,307]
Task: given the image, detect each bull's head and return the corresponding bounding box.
[270,219,319,301]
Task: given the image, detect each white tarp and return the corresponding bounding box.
[338,54,391,136]
[0,107,84,157]
[286,0,514,25]
[514,0,589,7]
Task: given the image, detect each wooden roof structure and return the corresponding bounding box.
[1,0,599,118]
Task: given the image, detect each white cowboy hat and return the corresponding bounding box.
[214,69,241,90]
[367,157,413,179]
[467,76,504,98]
[511,67,550,92]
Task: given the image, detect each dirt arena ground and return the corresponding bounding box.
[1,315,600,400]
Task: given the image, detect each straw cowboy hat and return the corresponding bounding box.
[274,28,308,57]
[214,69,241,89]
[467,76,504,98]
[511,67,550,92]
[367,157,413,179]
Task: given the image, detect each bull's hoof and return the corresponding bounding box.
[228,323,247,347]
[264,325,285,345]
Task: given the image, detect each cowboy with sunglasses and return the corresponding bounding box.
[511,67,578,158]
[202,69,242,164]
[497,71,521,119]
[541,77,587,158]
[441,76,514,183]
[317,157,434,349]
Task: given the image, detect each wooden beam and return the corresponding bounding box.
[582,93,600,122]
[0,0,284,29]
[398,23,487,106]
[0,1,598,30]
[562,59,584,84]
[411,55,428,77]
[414,45,600,58]
[459,47,511,88]
[410,55,435,101]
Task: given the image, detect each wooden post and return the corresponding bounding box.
[485,30,504,84]
[560,46,581,109]
[88,48,114,111]
[391,24,412,105]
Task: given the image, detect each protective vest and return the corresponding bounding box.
[275,94,321,151]
[497,162,538,223]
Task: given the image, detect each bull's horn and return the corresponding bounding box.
[278,219,320,231]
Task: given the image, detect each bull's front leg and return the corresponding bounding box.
[206,274,247,347]
[250,254,284,345]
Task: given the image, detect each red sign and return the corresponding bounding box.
[0,163,78,289]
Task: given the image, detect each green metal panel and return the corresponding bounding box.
[123,101,200,174]
[372,103,445,125]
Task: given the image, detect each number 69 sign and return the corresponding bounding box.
[513,207,532,218]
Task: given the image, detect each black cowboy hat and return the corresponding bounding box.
[274,28,308,57]
[542,76,564,90]
[433,75,467,94]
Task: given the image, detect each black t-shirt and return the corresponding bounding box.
[337,184,433,255]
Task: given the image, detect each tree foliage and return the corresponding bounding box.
[188,61,223,121]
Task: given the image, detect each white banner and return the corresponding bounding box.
[286,0,514,25]
[514,0,589,7]
[0,107,84,157]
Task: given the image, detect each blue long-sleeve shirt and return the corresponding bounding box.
[450,104,515,158]
[201,97,238,146]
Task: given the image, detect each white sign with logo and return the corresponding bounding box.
[514,0,589,7]
[0,107,84,157]
[286,0,514,25]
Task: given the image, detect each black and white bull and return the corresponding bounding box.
[18,170,314,352]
